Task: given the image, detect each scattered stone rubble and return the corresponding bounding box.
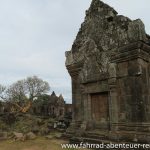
[0,92,72,141]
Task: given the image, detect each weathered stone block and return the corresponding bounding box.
[117,62,128,77]
[128,60,142,76]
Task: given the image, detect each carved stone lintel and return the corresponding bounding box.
[111,41,150,63]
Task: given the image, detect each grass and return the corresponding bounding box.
[0,137,87,150]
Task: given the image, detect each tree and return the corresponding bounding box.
[6,80,27,102]
[0,76,50,113]
[25,76,50,101]
[0,84,6,100]
[6,80,28,113]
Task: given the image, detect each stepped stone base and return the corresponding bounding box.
[65,127,150,144]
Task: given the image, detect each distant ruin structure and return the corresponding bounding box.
[0,92,72,120]
[31,92,66,118]
[66,0,150,143]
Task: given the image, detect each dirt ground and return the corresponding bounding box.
[0,137,79,150]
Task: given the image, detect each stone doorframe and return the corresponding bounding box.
[81,81,113,131]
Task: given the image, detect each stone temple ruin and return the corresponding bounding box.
[65,0,150,143]
[31,92,65,118]
[0,91,72,120]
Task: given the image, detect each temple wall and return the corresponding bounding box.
[65,0,150,143]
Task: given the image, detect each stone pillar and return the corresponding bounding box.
[82,93,88,121]
[81,93,92,129]
[108,63,118,131]
[72,76,83,121]
[66,62,84,134]
[111,41,150,134]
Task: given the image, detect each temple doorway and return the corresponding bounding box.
[91,92,109,122]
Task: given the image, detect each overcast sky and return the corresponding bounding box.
[0,0,149,103]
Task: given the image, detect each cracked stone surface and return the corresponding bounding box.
[65,0,150,143]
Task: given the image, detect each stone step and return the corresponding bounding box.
[82,137,116,144]
[70,136,118,144]
[84,130,109,139]
[84,133,108,140]
[62,133,73,139]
